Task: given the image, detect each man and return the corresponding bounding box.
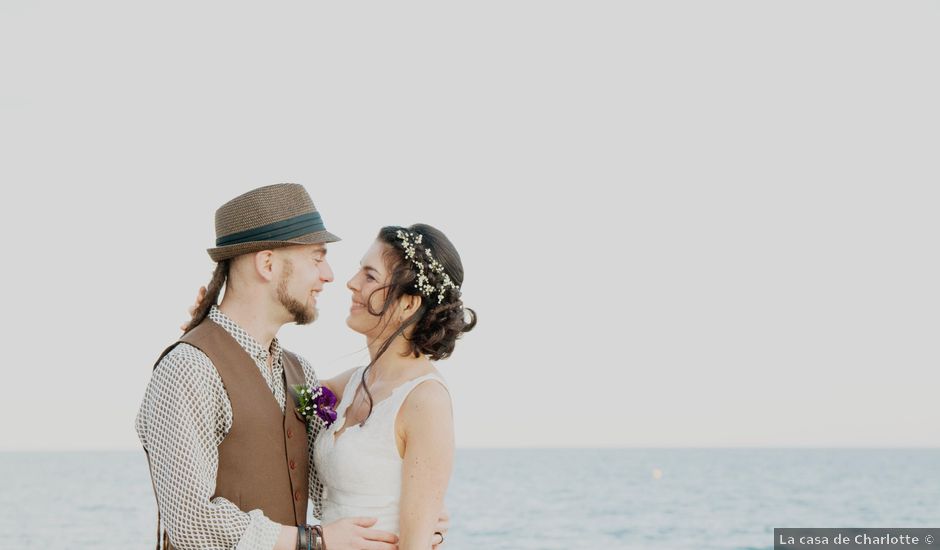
[136,184,446,550]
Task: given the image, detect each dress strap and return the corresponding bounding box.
[338,369,448,431]
[382,373,449,419]
[333,366,368,428]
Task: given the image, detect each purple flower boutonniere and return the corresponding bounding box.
[292,384,338,432]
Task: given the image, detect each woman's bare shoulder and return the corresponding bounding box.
[400,375,453,426]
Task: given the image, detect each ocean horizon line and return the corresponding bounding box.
[2,445,938,453]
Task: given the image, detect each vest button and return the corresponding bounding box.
[287,428,293,439]
[294,489,302,502]
[289,459,296,470]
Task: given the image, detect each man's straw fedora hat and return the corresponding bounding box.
[207,183,340,262]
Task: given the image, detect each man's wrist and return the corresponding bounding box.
[296,524,324,550]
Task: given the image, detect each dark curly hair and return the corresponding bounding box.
[357,223,477,424]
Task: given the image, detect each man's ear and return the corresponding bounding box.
[253,250,277,282]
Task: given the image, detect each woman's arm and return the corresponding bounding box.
[396,380,455,550]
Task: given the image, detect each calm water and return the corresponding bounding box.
[1,449,938,549]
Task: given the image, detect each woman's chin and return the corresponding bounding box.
[345,316,365,334]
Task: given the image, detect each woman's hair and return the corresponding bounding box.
[357,223,477,423]
[184,259,230,332]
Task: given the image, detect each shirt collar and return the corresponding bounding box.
[208,305,282,365]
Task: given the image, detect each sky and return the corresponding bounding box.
[0,1,937,450]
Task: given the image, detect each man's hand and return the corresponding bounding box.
[323,517,398,550]
[180,286,207,331]
[432,507,450,548]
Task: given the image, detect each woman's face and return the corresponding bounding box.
[346,239,396,337]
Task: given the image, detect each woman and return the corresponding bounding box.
[315,224,476,550]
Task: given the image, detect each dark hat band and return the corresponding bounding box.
[215,212,326,247]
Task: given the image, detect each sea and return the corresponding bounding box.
[1,449,937,549]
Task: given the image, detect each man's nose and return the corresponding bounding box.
[320,259,335,283]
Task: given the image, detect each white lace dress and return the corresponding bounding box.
[314,366,447,533]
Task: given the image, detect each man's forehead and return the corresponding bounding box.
[303,243,328,253]
[278,243,327,257]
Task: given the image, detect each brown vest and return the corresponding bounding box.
[146,319,309,549]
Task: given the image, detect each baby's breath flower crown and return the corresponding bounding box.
[395,229,459,304]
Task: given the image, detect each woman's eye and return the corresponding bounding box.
[366,274,376,282]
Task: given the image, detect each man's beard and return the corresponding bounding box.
[277,260,317,325]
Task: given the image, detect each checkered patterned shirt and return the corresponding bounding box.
[136,306,324,550]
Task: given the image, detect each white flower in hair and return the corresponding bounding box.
[395,228,460,302]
